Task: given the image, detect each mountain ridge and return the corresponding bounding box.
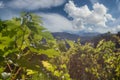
[52,32,101,44]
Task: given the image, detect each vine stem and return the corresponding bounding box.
[11,67,22,80]
[7,63,12,72]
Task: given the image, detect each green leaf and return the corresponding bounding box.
[26,69,38,75]
[39,49,60,57]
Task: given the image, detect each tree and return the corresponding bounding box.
[68,40,120,80]
[117,31,120,37]
[0,12,59,80]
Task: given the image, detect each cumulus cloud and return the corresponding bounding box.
[7,0,66,10]
[0,1,4,8]
[110,25,120,33]
[38,13,75,32]
[88,27,93,31]
[64,1,115,31]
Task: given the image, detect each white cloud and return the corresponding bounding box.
[65,1,91,19]
[64,1,115,31]
[88,27,93,31]
[0,1,4,8]
[114,25,120,32]
[7,0,66,10]
[110,25,120,33]
[38,13,75,32]
[117,25,120,29]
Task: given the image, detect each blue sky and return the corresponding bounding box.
[0,0,120,33]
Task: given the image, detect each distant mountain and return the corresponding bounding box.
[78,32,100,37]
[66,31,100,37]
[52,31,120,47]
[52,32,101,44]
[52,32,79,41]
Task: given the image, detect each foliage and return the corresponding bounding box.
[0,13,59,80]
[0,13,120,80]
[68,39,120,80]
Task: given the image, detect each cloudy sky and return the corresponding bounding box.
[0,0,120,33]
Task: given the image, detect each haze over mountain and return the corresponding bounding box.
[52,31,101,44]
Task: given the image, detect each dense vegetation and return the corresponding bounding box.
[0,13,120,80]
